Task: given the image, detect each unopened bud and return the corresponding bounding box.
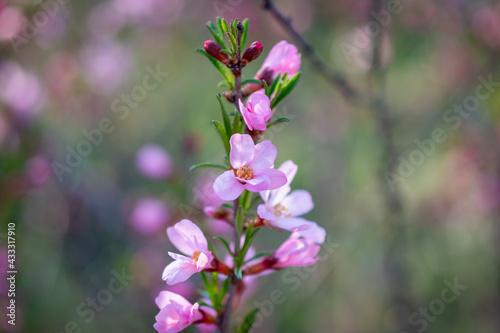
[204,40,230,65]
[241,41,263,66]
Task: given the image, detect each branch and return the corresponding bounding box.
[218,20,245,333]
[262,0,362,103]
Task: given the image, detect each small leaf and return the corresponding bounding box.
[267,117,290,129]
[267,73,281,98]
[212,120,231,157]
[227,32,238,53]
[189,162,227,172]
[214,236,234,256]
[220,18,229,34]
[271,72,301,109]
[196,49,233,87]
[241,19,249,48]
[219,277,231,303]
[236,308,260,333]
[242,78,262,86]
[217,95,232,138]
[206,21,226,49]
[222,203,232,209]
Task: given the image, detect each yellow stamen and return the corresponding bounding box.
[236,166,254,180]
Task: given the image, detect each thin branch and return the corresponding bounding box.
[262,0,362,103]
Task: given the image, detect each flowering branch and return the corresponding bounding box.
[153,17,326,333]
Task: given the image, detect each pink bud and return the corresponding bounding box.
[204,40,229,65]
[242,41,263,66]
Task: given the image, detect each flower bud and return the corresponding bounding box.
[241,41,263,66]
[204,40,230,65]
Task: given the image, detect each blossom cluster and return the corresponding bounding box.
[153,18,325,333]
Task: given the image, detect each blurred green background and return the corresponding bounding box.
[1,0,500,332]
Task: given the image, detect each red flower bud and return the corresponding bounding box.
[241,41,263,66]
[204,40,230,65]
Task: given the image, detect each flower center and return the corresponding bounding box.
[192,251,202,263]
[236,166,254,180]
[273,203,291,218]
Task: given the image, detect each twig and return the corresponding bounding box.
[262,0,362,103]
[367,1,412,332]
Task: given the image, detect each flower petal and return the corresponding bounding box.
[257,203,277,221]
[278,160,298,186]
[282,190,314,216]
[259,168,287,190]
[167,219,208,256]
[155,291,191,309]
[271,217,312,232]
[249,140,276,174]
[229,134,255,168]
[244,174,270,192]
[214,170,245,201]
[296,222,326,244]
[162,260,198,285]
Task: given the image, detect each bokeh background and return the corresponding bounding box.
[1,0,500,332]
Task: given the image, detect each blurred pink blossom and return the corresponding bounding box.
[256,40,301,82]
[0,61,45,118]
[87,2,125,39]
[112,0,184,27]
[25,154,52,186]
[130,198,170,235]
[0,6,24,41]
[472,6,500,49]
[80,41,133,94]
[135,144,174,180]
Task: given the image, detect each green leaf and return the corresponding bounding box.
[206,21,226,49]
[235,206,244,240]
[189,162,227,171]
[241,18,249,48]
[267,117,290,129]
[220,18,229,34]
[196,49,233,88]
[227,32,238,53]
[212,120,231,157]
[222,203,232,209]
[219,277,231,303]
[267,74,281,98]
[271,72,301,109]
[214,236,234,256]
[244,252,273,264]
[242,78,262,86]
[236,308,260,333]
[217,95,232,138]
[231,19,238,41]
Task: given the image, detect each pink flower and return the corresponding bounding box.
[162,220,214,285]
[135,144,174,180]
[257,160,326,244]
[213,134,287,201]
[153,291,203,333]
[130,198,170,235]
[274,233,320,268]
[238,92,272,131]
[256,40,301,82]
